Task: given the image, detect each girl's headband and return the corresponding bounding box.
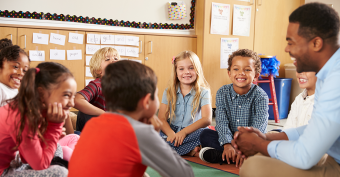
[35,68,40,74]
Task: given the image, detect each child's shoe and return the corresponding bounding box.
[199,147,223,163]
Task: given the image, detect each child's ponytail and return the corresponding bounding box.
[10,67,46,147]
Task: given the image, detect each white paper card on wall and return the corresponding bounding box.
[29,50,45,61]
[50,49,65,60]
[130,59,142,63]
[32,33,49,45]
[210,3,230,35]
[125,47,139,57]
[232,5,252,36]
[101,35,115,44]
[113,46,126,56]
[50,33,66,45]
[87,34,101,44]
[69,33,84,44]
[220,38,239,69]
[85,79,94,86]
[115,35,126,45]
[125,36,139,46]
[67,50,82,60]
[100,45,115,49]
[94,34,101,44]
[86,67,93,77]
[120,58,129,60]
[86,44,101,54]
[86,56,92,66]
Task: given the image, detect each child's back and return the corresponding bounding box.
[70,113,192,176]
[69,60,194,177]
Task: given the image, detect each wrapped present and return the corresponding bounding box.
[169,1,187,20]
[259,55,280,77]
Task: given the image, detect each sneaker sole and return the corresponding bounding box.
[199,147,215,163]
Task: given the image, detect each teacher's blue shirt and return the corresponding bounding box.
[268,48,340,169]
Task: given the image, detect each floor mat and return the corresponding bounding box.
[146,161,239,177]
[183,156,240,175]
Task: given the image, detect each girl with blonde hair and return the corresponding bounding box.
[158,51,212,157]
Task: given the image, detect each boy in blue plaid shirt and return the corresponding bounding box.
[199,49,269,168]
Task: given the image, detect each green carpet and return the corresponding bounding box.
[146,161,239,177]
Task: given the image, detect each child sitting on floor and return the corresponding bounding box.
[0,45,29,107]
[283,71,317,130]
[74,47,120,132]
[68,60,194,177]
[158,51,212,157]
[199,49,269,168]
[0,62,78,176]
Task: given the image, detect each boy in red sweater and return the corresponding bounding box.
[68,60,194,177]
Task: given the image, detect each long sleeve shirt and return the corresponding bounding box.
[78,78,106,111]
[0,104,63,175]
[283,89,314,130]
[268,48,340,169]
[68,113,194,177]
[216,84,268,146]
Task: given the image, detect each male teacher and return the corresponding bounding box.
[232,2,340,177]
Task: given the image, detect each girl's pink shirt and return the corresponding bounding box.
[0,104,63,175]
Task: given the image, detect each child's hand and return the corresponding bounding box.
[222,144,236,164]
[140,115,163,132]
[235,153,245,168]
[47,103,68,123]
[149,115,163,132]
[60,127,66,139]
[236,127,266,140]
[167,132,176,143]
[173,130,187,147]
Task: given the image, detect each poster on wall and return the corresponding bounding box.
[220,38,239,69]
[210,2,230,35]
[232,5,252,36]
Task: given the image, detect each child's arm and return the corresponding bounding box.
[250,94,269,133]
[173,89,212,147]
[11,104,64,170]
[137,125,194,177]
[174,104,212,147]
[159,103,176,140]
[74,93,105,116]
[64,114,74,134]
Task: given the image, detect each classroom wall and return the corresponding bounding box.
[305,0,340,14]
[0,0,192,24]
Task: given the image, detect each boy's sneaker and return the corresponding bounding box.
[199,147,223,163]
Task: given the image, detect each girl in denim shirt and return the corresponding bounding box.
[158,51,212,157]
